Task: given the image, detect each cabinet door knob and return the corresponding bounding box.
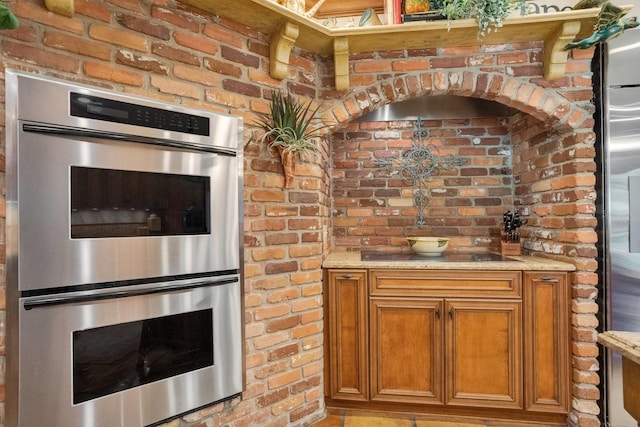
[341,274,353,279]
[541,275,555,281]
[449,307,454,319]
[435,307,440,319]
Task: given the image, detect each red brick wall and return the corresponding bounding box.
[0,1,329,426]
[0,1,602,426]
[511,111,602,424]
[331,116,513,252]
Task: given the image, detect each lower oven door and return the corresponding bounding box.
[16,275,243,427]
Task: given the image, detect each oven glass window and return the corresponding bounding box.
[70,166,210,238]
[72,309,214,404]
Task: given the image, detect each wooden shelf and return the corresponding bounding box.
[44,0,632,87]
[181,0,633,88]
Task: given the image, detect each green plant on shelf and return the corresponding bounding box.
[437,0,524,40]
[0,1,18,30]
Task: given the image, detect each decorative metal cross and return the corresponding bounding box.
[376,118,467,228]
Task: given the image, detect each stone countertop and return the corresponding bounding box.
[322,250,576,271]
[599,331,640,365]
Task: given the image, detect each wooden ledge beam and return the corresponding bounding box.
[270,21,300,80]
[44,0,74,17]
[543,20,581,80]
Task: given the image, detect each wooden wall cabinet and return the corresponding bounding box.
[324,268,569,423]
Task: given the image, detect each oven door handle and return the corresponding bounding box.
[22,276,239,310]
[21,123,238,157]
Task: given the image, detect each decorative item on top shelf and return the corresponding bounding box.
[304,0,327,17]
[572,0,607,8]
[402,0,446,22]
[500,209,527,256]
[383,0,396,24]
[564,2,639,50]
[394,0,403,23]
[402,10,446,21]
[407,236,450,256]
[404,0,431,14]
[253,91,327,188]
[276,0,306,14]
[359,7,383,26]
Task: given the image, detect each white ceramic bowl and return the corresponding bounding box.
[407,237,449,256]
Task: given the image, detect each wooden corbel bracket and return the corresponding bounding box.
[333,37,349,91]
[543,20,582,80]
[270,21,300,80]
[44,0,74,17]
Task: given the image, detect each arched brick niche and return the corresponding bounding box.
[321,64,600,427]
[325,70,594,251]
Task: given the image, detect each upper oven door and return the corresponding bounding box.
[15,126,240,292]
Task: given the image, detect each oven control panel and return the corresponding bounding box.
[70,93,210,136]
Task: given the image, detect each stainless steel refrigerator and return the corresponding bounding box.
[596,2,640,425]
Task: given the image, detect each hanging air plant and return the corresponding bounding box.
[254,91,327,188]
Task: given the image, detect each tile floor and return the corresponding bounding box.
[310,412,562,427]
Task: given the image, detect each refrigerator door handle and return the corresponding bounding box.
[629,176,640,253]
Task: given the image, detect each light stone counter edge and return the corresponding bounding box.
[322,250,576,271]
[598,331,640,366]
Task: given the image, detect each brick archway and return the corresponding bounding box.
[326,70,589,134]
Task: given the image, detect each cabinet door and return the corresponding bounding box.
[524,272,570,413]
[326,270,368,402]
[446,300,523,409]
[370,298,444,405]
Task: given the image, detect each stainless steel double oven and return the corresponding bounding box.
[5,71,244,426]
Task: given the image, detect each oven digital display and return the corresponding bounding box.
[70,166,210,238]
[72,309,214,404]
[70,92,210,136]
[86,103,129,119]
